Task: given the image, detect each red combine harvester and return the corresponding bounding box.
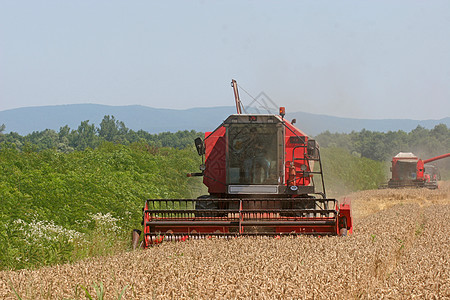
[387,152,450,189]
[137,80,352,247]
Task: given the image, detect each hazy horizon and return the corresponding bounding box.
[1,1,449,120]
[1,103,449,122]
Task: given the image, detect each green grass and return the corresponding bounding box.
[320,147,387,197]
[0,142,203,270]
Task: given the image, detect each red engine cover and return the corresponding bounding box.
[203,127,227,194]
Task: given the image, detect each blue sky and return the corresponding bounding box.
[1,1,449,120]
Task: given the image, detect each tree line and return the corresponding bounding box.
[315,124,450,179]
[1,117,448,166]
[315,124,449,162]
[0,115,202,152]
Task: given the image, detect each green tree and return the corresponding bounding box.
[69,120,99,150]
[98,115,129,143]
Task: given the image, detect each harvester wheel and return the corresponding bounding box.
[339,228,348,236]
[132,229,141,250]
[281,197,315,217]
[195,195,225,217]
[339,216,348,237]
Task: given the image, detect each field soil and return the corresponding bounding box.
[1,182,449,299]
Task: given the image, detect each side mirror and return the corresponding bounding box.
[194,137,205,156]
[291,119,296,124]
[307,139,318,158]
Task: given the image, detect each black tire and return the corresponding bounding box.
[339,216,348,236]
[339,228,348,236]
[281,198,315,217]
[195,195,225,217]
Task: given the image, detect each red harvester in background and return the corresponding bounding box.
[135,80,352,248]
[387,152,450,189]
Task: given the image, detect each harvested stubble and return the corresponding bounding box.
[1,183,449,299]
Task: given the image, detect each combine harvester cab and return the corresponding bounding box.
[140,80,352,247]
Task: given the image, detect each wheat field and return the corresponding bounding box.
[1,183,449,299]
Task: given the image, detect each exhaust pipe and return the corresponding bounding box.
[132,229,142,250]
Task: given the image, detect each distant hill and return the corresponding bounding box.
[286,111,450,136]
[0,104,448,136]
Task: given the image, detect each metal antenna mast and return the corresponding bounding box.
[231,79,243,114]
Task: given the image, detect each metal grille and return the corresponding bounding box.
[143,198,339,244]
